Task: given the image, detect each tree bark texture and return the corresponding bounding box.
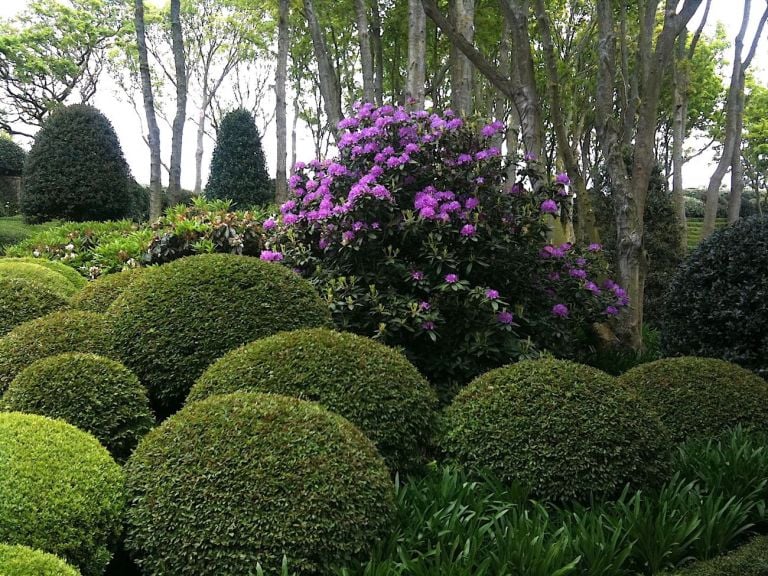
[407,0,427,108]
[355,0,376,104]
[449,0,474,115]
[304,0,343,137]
[370,0,384,105]
[275,0,289,204]
[168,0,187,205]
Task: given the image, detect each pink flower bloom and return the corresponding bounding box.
[460,224,476,237]
[262,218,276,231]
[444,273,459,284]
[411,270,425,281]
[555,172,571,186]
[540,199,559,214]
[485,289,499,300]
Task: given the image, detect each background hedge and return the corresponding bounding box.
[0,277,68,336]
[0,544,81,576]
[71,268,144,313]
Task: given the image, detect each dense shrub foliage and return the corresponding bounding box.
[618,357,768,443]
[662,216,768,376]
[0,412,124,576]
[0,277,68,336]
[673,536,768,575]
[0,544,81,576]
[125,392,395,576]
[189,328,437,472]
[3,353,154,461]
[70,268,144,312]
[0,137,25,177]
[206,108,272,207]
[440,359,671,502]
[267,104,626,394]
[0,260,79,297]
[5,257,87,289]
[20,104,132,223]
[0,310,110,394]
[109,254,331,415]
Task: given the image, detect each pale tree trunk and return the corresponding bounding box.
[370,0,384,105]
[304,0,343,136]
[355,0,376,103]
[407,0,427,108]
[449,0,474,115]
[728,77,747,223]
[671,35,688,252]
[291,98,299,171]
[134,0,163,220]
[194,56,211,195]
[275,0,289,204]
[168,0,187,205]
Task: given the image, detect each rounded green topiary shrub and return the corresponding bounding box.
[0,136,26,177]
[5,257,88,289]
[0,260,79,297]
[0,412,124,576]
[439,358,672,502]
[672,535,768,575]
[0,310,111,394]
[0,544,81,576]
[20,104,132,223]
[188,328,437,472]
[109,254,332,416]
[3,352,154,461]
[662,216,768,377]
[125,392,395,576]
[71,268,144,313]
[0,277,69,336]
[617,357,768,443]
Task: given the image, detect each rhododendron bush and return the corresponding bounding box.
[266,104,625,395]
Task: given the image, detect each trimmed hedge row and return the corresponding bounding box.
[5,257,88,288]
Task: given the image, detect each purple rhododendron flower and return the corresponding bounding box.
[465,197,480,210]
[569,268,587,279]
[524,151,537,161]
[456,153,473,165]
[419,301,431,311]
[481,120,505,138]
[262,218,276,231]
[604,306,619,316]
[555,172,571,186]
[585,281,601,294]
[497,311,514,324]
[342,230,355,242]
[444,273,459,284]
[260,250,284,262]
[460,224,476,237]
[280,200,297,213]
[485,289,499,300]
[552,303,569,318]
[283,213,298,225]
[421,321,435,330]
[588,243,603,252]
[541,199,559,214]
[411,270,425,281]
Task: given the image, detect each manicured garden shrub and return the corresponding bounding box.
[109,254,331,416]
[205,108,272,207]
[0,277,68,336]
[71,268,144,313]
[618,357,768,443]
[0,136,25,177]
[20,104,132,223]
[672,535,768,575]
[0,310,110,394]
[189,328,437,472]
[3,353,154,461]
[0,260,79,297]
[125,392,394,576]
[662,216,768,376]
[5,257,88,288]
[0,412,124,576]
[440,358,671,502]
[0,544,81,576]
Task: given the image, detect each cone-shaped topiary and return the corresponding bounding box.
[71,268,144,313]
[188,328,437,472]
[125,392,394,576]
[3,353,154,461]
[618,357,768,443]
[0,136,25,177]
[0,412,124,576]
[440,359,672,502]
[0,277,68,336]
[20,104,132,223]
[5,257,88,289]
[205,108,272,207]
[0,260,79,297]
[0,310,111,394]
[108,254,332,416]
[0,544,81,576]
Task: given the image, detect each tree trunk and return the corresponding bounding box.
[407,0,427,108]
[291,98,299,171]
[449,0,474,115]
[672,35,688,252]
[355,0,376,103]
[194,101,207,195]
[370,0,384,105]
[168,0,187,205]
[134,0,163,220]
[275,0,289,204]
[728,75,747,223]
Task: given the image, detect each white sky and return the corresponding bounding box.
[1,0,767,190]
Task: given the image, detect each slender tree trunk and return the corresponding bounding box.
[355,0,376,103]
[672,35,688,252]
[275,0,289,204]
[194,101,207,195]
[370,0,384,105]
[168,0,187,205]
[449,0,474,115]
[134,0,163,220]
[291,98,299,171]
[304,0,343,135]
[407,0,427,108]
[728,76,747,223]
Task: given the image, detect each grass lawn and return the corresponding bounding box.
[0,215,55,254]
[686,217,727,250]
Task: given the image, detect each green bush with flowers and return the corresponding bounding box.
[265,104,627,393]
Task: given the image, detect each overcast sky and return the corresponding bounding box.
[1,0,767,190]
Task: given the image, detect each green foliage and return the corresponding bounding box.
[2,352,154,461]
[124,392,395,576]
[0,310,111,394]
[21,104,132,223]
[672,536,768,575]
[440,358,672,502]
[0,136,25,176]
[0,277,68,336]
[0,412,124,576]
[743,80,768,198]
[109,253,332,416]
[189,328,437,472]
[685,196,705,218]
[0,216,54,251]
[70,268,144,313]
[0,259,79,297]
[619,357,768,444]
[4,256,87,288]
[0,544,81,576]
[584,326,662,376]
[206,108,273,207]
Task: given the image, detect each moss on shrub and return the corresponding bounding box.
[440,358,672,502]
[5,257,87,288]
[0,412,124,576]
[0,260,79,297]
[672,535,768,575]
[71,268,144,313]
[109,254,331,416]
[618,357,768,443]
[125,392,394,576]
[3,353,154,461]
[0,544,81,576]
[188,328,437,472]
[0,311,111,394]
[0,277,68,336]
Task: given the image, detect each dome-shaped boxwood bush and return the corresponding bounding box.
[20,104,132,223]
[3,353,154,461]
[440,359,672,502]
[188,328,437,472]
[618,357,768,443]
[0,412,124,576]
[0,260,79,297]
[0,136,26,177]
[109,254,331,416]
[0,311,110,394]
[0,277,68,336]
[0,544,81,576]
[71,268,144,313]
[5,257,88,289]
[662,216,768,377]
[205,108,272,207]
[125,392,394,576]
